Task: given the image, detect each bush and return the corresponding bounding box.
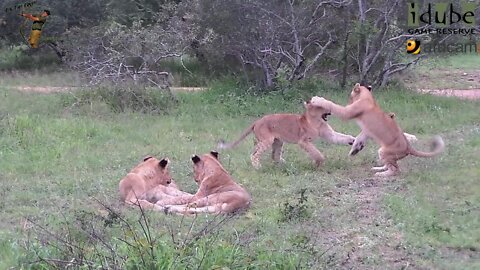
[63,85,178,114]
[0,45,61,71]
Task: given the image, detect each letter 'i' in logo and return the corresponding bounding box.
[406,39,421,54]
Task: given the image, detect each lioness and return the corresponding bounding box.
[155,151,251,215]
[310,83,444,177]
[218,101,355,168]
[350,111,418,156]
[119,156,190,208]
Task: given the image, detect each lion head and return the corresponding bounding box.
[348,83,372,104]
[138,156,172,185]
[304,100,331,121]
[191,151,225,184]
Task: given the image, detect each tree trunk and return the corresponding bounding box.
[340,32,350,88]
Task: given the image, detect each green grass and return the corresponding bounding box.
[418,54,480,71]
[403,54,480,89]
[0,77,479,268]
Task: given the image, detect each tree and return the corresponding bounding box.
[195,0,350,88]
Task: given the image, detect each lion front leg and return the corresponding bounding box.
[319,123,355,146]
[310,97,363,121]
[349,130,369,156]
[155,194,194,206]
[298,141,325,168]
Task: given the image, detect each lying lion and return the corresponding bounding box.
[218,101,355,168]
[155,151,251,215]
[119,156,190,208]
[310,83,444,177]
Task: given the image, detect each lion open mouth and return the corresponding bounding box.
[322,113,331,121]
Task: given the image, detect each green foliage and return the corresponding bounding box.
[63,85,178,114]
[160,58,212,87]
[0,45,61,71]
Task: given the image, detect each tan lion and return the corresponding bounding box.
[310,83,444,177]
[350,111,418,156]
[218,101,355,168]
[119,156,190,208]
[154,151,251,215]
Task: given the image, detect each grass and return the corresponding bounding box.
[402,54,480,89]
[0,76,479,268]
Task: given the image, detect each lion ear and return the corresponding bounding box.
[159,158,169,168]
[210,151,219,159]
[354,83,361,93]
[192,155,201,164]
[143,156,153,162]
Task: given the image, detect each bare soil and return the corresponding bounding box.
[316,175,419,269]
[418,88,480,100]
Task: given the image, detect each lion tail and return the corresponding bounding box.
[217,122,255,149]
[408,135,445,158]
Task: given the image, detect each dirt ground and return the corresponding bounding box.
[417,88,480,100]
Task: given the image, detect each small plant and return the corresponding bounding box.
[278,188,312,223]
[16,201,303,269]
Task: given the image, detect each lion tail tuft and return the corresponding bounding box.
[409,135,445,158]
[217,123,255,149]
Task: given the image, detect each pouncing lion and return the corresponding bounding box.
[350,111,418,156]
[155,151,251,215]
[310,83,444,177]
[217,101,356,169]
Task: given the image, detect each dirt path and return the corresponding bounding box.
[418,89,480,100]
[317,176,416,269]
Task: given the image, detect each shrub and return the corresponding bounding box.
[0,45,61,71]
[63,85,178,114]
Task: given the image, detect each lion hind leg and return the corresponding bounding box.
[374,150,400,177]
[271,139,285,163]
[298,141,325,167]
[374,162,399,177]
[404,132,418,143]
[371,165,388,172]
[155,194,194,206]
[126,198,155,210]
[251,138,274,169]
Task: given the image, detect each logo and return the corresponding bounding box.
[406,40,421,54]
[407,1,476,36]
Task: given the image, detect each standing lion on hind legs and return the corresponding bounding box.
[310,83,445,177]
[217,101,356,169]
[118,156,191,209]
[154,151,252,215]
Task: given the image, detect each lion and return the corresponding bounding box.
[350,111,418,156]
[217,101,356,168]
[118,156,190,208]
[154,151,251,215]
[310,83,444,177]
